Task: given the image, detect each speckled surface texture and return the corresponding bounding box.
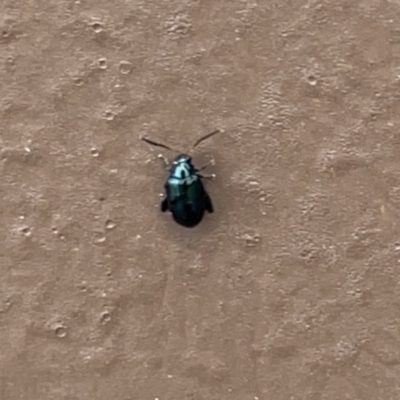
[1,0,400,399]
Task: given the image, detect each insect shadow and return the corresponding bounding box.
[141,129,220,228]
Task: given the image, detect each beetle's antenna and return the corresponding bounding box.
[192,129,220,149]
[141,137,176,152]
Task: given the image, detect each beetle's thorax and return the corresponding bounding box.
[173,153,191,163]
[168,154,197,184]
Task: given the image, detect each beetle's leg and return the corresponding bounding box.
[161,197,168,212]
[157,153,170,169]
[197,159,215,178]
[196,159,215,172]
[205,192,214,213]
[198,173,216,180]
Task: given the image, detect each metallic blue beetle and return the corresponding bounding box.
[141,129,219,228]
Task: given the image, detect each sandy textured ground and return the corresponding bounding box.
[1,0,400,399]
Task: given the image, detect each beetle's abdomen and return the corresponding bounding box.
[166,178,206,228]
[171,202,204,227]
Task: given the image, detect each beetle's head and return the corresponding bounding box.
[173,154,192,165]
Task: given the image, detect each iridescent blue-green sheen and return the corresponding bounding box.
[161,154,213,228]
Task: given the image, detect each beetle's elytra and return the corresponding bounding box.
[141,129,220,228]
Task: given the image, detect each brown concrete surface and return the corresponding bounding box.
[1,0,400,399]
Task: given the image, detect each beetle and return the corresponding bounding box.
[141,129,220,228]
